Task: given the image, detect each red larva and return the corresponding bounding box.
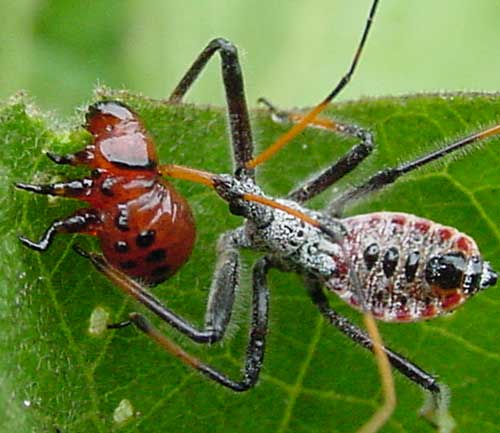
[16,101,196,285]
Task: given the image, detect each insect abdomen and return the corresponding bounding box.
[325,212,496,322]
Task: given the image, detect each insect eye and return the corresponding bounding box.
[425,251,466,290]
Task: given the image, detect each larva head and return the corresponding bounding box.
[85,100,158,171]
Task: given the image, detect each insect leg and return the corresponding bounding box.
[257,98,375,203]
[107,257,270,391]
[168,38,253,173]
[304,276,442,396]
[329,123,500,213]
[73,230,243,344]
[16,178,93,198]
[18,209,100,252]
[45,149,93,166]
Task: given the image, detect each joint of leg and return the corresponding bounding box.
[207,328,224,344]
[341,124,374,151]
[209,38,237,54]
[357,128,374,151]
[190,329,224,344]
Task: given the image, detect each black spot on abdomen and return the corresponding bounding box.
[404,251,420,282]
[146,248,167,263]
[363,243,380,271]
[383,247,399,278]
[136,229,156,248]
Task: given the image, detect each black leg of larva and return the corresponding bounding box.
[16,178,93,198]
[168,38,254,174]
[73,231,242,344]
[304,276,442,396]
[122,257,271,391]
[18,210,100,252]
[257,98,375,204]
[329,124,500,213]
[288,124,374,204]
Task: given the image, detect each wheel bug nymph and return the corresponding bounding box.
[16,0,499,432]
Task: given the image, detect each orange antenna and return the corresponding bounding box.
[246,0,380,169]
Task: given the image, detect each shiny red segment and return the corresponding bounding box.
[85,101,158,172]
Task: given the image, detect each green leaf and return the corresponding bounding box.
[1,90,499,433]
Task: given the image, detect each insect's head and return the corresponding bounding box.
[85,100,158,171]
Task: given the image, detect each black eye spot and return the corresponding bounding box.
[146,248,167,263]
[136,230,156,248]
[425,251,466,290]
[363,243,379,271]
[383,247,399,278]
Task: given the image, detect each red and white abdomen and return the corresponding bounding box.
[324,212,496,322]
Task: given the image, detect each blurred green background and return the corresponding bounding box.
[1,0,500,115]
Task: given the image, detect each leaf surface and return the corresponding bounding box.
[1,91,499,433]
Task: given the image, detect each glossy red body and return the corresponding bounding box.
[75,101,196,284]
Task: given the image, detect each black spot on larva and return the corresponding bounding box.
[383,247,399,278]
[363,243,380,270]
[136,229,156,248]
[115,205,129,231]
[101,177,116,196]
[146,248,167,263]
[120,260,137,269]
[114,240,129,253]
[151,265,171,281]
[425,251,466,290]
[405,251,420,282]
